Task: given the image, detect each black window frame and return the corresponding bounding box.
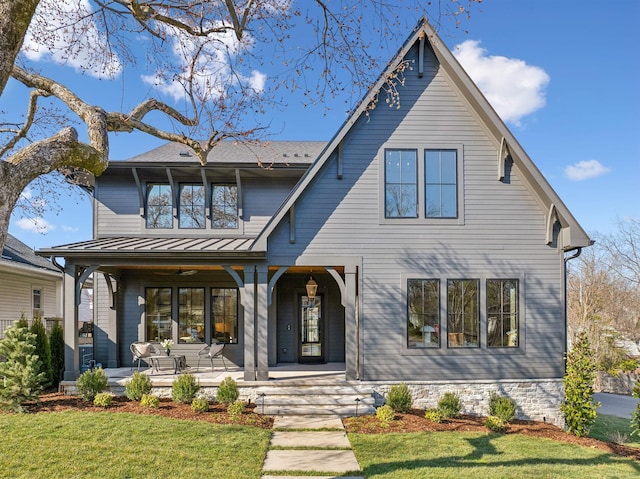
[447,279,480,348]
[487,279,519,348]
[407,279,440,349]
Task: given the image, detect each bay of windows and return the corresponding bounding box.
[406,277,519,350]
[145,286,238,345]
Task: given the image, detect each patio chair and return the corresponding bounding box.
[130,341,160,370]
[197,342,227,372]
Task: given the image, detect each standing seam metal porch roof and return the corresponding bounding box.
[37,236,264,259]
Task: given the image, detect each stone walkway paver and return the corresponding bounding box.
[261,415,364,479]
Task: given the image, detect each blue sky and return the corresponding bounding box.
[6,0,639,250]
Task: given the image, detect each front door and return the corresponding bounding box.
[299,294,324,363]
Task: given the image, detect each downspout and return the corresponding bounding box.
[563,247,582,372]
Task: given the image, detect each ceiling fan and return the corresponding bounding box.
[153,267,198,276]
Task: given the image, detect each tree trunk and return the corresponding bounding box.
[0,0,40,94]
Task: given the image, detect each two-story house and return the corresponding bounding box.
[39,19,591,424]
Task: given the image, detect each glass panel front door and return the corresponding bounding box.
[300,295,323,362]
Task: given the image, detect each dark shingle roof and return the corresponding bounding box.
[119,141,327,166]
[2,234,59,272]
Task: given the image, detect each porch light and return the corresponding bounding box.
[305,277,318,299]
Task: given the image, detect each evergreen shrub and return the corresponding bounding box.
[438,392,462,419]
[488,392,517,422]
[171,373,200,404]
[76,368,108,402]
[125,371,152,401]
[387,383,412,413]
[216,377,239,405]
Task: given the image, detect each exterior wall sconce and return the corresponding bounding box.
[305,276,318,299]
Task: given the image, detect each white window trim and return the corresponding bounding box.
[379,142,464,226]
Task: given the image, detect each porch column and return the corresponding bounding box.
[256,264,269,381]
[243,265,256,381]
[63,263,79,380]
[345,265,357,380]
[103,274,118,368]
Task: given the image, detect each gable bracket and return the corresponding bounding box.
[235,169,244,219]
[497,137,510,181]
[75,265,97,306]
[165,168,176,219]
[200,168,210,220]
[131,168,144,216]
[418,30,425,77]
[289,205,296,244]
[546,203,558,245]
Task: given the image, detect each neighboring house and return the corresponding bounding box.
[0,234,62,337]
[39,19,592,424]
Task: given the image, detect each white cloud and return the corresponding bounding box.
[565,160,611,181]
[15,217,56,234]
[22,0,122,79]
[141,20,266,102]
[61,225,80,232]
[453,40,550,126]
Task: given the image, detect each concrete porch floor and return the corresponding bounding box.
[101,362,348,388]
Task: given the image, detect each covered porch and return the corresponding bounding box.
[38,238,361,384]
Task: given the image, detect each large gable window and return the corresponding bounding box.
[447,279,479,348]
[146,184,173,228]
[212,184,238,228]
[179,184,205,228]
[407,279,440,348]
[384,149,418,218]
[487,279,519,348]
[425,150,457,218]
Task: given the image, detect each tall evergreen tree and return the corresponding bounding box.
[30,317,52,388]
[0,325,47,412]
[49,321,64,388]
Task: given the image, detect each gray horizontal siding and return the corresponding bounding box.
[267,43,566,381]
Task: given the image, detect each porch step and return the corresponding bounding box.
[255,384,376,417]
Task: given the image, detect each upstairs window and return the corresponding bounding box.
[179,184,205,228]
[384,149,418,218]
[487,279,519,348]
[447,279,479,348]
[146,184,173,228]
[425,150,457,218]
[212,185,238,228]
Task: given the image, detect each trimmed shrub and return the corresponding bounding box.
[489,392,517,422]
[125,371,152,401]
[76,368,108,402]
[376,404,395,427]
[140,394,160,409]
[387,383,412,413]
[424,407,444,423]
[438,392,462,419]
[171,373,200,404]
[93,392,113,408]
[561,333,599,437]
[191,396,210,413]
[30,317,52,388]
[49,321,64,388]
[227,400,245,419]
[0,324,47,412]
[216,377,239,405]
[485,415,506,432]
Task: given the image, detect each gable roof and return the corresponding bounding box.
[253,17,592,252]
[2,234,60,274]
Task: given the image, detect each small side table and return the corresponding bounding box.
[149,354,187,374]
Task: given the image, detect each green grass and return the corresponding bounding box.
[590,414,640,448]
[349,431,640,478]
[0,411,271,479]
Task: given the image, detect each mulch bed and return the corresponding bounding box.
[343,409,640,461]
[12,394,640,461]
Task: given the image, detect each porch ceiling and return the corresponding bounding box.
[36,236,265,261]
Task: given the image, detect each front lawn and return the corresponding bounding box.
[349,431,640,478]
[0,411,271,479]
[590,414,640,449]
